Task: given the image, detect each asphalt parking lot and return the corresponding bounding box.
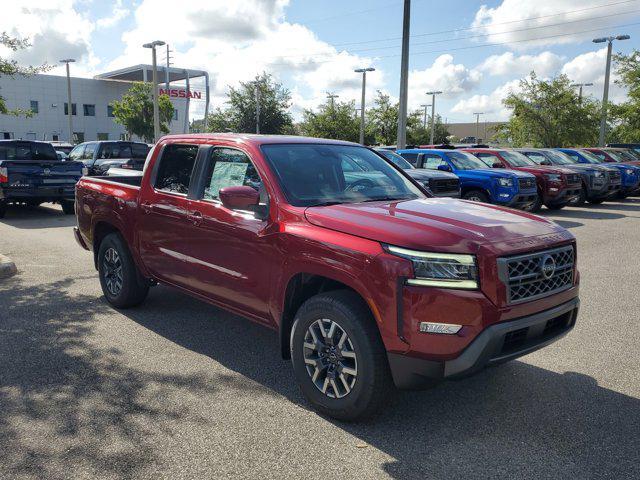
[1,201,639,479]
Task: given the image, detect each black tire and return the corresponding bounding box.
[588,198,605,204]
[572,187,586,206]
[290,290,394,421]
[61,199,75,215]
[97,232,149,308]
[527,192,543,212]
[617,191,628,200]
[462,190,490,203]
[545,203,565,211]
[0,201,6,219]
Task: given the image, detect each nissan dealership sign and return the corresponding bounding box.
[159,88,202,99]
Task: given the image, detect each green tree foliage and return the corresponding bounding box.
[407,111,450,145]
[299,98,365,142]
[110,82,174,142]
[205,73,293,134]
[496,73,600,147]
[610,49,640,142]
[0,32,50,116]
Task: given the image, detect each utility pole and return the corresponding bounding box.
[59,59,75,143]
[426,91,442,145]
[326,92,339,109]
[255,80,260,134]
[593,34,630,146]
[396,0,411,149]
[143,40,166,143]
[354,67,375,145]
[164,44,172,90]
[420,104,431,129]
[571,82,593,103]
[473,112,484,142]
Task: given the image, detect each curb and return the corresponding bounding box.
[0,254,17,280]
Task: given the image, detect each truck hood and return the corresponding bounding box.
[304,197,571,253]
[513,165,576,176]
[406,169,458,181]
[459,168,535,180]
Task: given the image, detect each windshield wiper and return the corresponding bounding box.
[307,201,344,207]
[361,196,407,203]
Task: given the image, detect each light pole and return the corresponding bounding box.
[396,0,411,149]
[143,40,166,143]
[570,82,594,103]
[426,91,442,145]
[59,59,75,143]
[326,92,339,109]
[354,67,375,145]
[254,80,261,134]
[593,34,630,146]
[420,104,431,130]
[473,112,484,142]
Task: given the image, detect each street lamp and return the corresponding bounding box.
[593,34,630,146]
[354,67,375,145]
[426,91,442,145]
[473,112,484,142]
[570,82,594,102]
[59,59,75,143]
[143,40,166,143]
[420,104,431,130]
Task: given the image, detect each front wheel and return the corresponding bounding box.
[572,187,586,206]
[617,191,628,199]
[588,198,605,204]
[526,194,543,213]
[290,290,394,421]
[61,199,75,215]
[462,190,490,203]
[98,233,149,308]
[545,203,565,211]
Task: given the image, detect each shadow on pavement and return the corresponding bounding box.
[0,277,218,478]
[119,286,639,479]
[541,207,626,221]
[0,203,76,229]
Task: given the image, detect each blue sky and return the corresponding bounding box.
[5,0,640,122]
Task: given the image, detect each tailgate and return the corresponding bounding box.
[2,161,83,187]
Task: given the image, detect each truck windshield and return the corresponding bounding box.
[603,150,625,162]
[0,142,58,161]
[445,151,488,170]
[545,150,575,165]
[577,150,603,164]
[377,150,415,170]
[261,144,424,207]
[501,151,535,167]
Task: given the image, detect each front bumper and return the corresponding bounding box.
[499,191,538,208]
[387,298,579,389]
[544,185,581,205]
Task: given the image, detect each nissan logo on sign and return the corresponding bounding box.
[158,88,202,99]
[540,254,556,279]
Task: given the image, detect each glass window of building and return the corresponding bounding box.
[107,105,115,117]
[30,100,38,114]
[83,104,96,116]
[64,103,77,116]
[97,133,109,141]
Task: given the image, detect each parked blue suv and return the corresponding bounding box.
[557,148,639,199]
[397,148,538,209]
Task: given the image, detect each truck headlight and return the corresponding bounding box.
[497,178,513,187]
[385,245,478,289]
[593,171,604,178]
[544,174,561,182]
[81,167,89,176]
[626,169,635,175]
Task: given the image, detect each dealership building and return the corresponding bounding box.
[0,64,210,143]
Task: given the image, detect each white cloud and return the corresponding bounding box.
[451,79,522,120]
[561,48,626,103]
[96,1,130,30]
[478,51,564,77]
[471,0,640,50]
[407,54,481,109]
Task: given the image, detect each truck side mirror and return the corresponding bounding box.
[492,161,504,168]
[540,159,552,166]
[219,186,260,211]
[437,164,451,172]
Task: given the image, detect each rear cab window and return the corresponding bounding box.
[153,143,199,195]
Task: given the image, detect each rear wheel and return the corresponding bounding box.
[98,233,149,308]
[617,191,628,199]
[526,192,543,212]
[61,199,75,215]
[290,290,394,421]
[572,187,586,206]
[463,190,490,203]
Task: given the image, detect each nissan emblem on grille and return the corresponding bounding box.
[497,246,574,304]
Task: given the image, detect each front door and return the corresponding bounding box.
[183,146,276,322]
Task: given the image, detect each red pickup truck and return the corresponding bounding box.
[74,134,580,420]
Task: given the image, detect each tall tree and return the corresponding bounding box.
[0,32,49,116]
[299,98,363,142]
[205,73,293,134]
[407,111,450,145]
[110,82,175,142]
[496,73,600,147]
[610,49,640,142]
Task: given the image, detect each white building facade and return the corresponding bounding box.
[0,65,209,143]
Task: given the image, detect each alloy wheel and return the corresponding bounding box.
[102,247,123,296]
[303,318,358,399]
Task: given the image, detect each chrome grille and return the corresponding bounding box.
[429,178,459,194]
[518,178,536,190]
[498,245,575,304]
[608,170,621,183]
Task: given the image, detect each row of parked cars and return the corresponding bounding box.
[376,144,640,212]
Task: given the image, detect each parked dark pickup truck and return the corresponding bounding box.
[0,140,86,218]
[75,134,580,420]
[69,141,150,176]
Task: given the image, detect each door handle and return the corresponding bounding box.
[141,202,152,214]
[188,211,203,226]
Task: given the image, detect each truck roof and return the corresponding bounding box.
[158,133,360,147]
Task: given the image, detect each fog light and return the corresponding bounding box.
[419,322,462,334]
[549,187,558,192]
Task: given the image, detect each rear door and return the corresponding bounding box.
[181,146,275,321]
[137,142,200,286]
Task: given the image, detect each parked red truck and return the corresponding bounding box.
[74,134,580,420]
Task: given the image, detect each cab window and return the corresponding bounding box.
[81,143,97,161]
[202,147,263,203]
[154,144,199,194]
[476,153,501,167]
[423,154,447,170]
[69,144,85,161]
